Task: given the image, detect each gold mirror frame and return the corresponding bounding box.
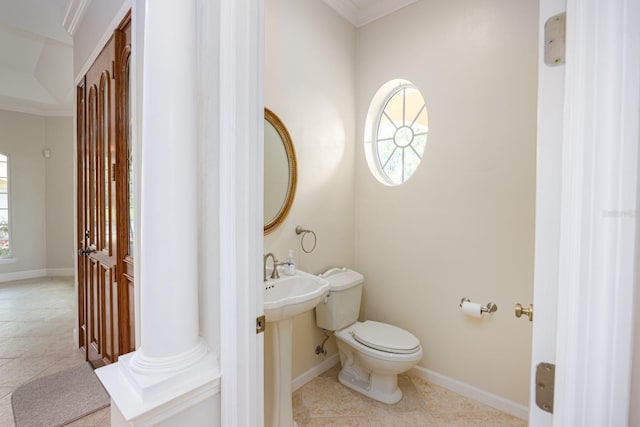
[264,108,297,235]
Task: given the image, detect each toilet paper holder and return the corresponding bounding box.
[460,298,498,314]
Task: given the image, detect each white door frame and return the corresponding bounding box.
[217,0,265,426]
[554,0,639,425]
[529,0,565,425]
[532,0,640,425]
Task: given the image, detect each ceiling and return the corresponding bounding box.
[0,0,75,116]
[322,0,418,27]
[0,0,417,116]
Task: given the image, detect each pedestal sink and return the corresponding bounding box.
[264,270,330,427]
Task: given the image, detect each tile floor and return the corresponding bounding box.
[1,276,526,427]
[293,366,528,426]
[0,276,110,427]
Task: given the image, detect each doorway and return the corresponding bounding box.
[76,12,134,366]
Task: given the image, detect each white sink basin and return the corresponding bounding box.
[264,270,330,322]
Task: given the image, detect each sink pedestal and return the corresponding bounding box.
[262,270,329,427]
[265,318,297,427]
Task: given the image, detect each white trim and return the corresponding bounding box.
[0,104,73,117]
[96,351,220,422]
[63,0,93,36]
[322,0,418,28]
[322,0,359,26]
[73,0,131,84]
[292,353,340,392]
[356,0,418,27]
[286,355,529,420]
[0,268,75,282]
[0,269,47,282]
[47,268,74,277]
[411,366,529,420]
[216,1,264,426]
[554,0,640,425]
[528,1,565,425]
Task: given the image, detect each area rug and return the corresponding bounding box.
[12,362,110,427]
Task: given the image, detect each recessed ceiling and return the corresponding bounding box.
[322,0,418,27]
[0,0,75,116]
[0,0,417,116]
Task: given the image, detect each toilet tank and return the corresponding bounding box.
[315,267,365,331]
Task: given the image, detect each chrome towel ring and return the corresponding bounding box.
[295,225,317,253]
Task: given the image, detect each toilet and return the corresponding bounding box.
[316,267,423,404]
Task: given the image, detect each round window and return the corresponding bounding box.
[364,80,428,186]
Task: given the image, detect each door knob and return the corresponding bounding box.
[78,245,97,256]
[515,303,533,321]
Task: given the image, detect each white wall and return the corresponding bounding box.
[0,111,73,276]
[264,0,356,380]
[354,0,538,406]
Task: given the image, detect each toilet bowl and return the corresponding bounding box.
[316,268,423,404]
[334,320,423,403]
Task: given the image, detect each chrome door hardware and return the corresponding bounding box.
[515,303,533,321]
[536,363,555,413]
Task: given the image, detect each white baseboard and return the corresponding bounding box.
[0,269,47,282]
[47,268,75,277]
[289,355,528,420]
[292,353,339,392]
[410,366,529,420]
[0,268,74,282]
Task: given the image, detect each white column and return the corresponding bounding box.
[95,1,220,424]
[131,0,201,366]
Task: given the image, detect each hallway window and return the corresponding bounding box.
[0,154,9,256]
[364,79,428,186]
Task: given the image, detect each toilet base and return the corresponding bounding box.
[338,367,403,404]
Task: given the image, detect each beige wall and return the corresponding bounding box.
[264,0,356,380]
[265,0,537,408]
[0,110,47,273]
[353,0,538,406]
[45,117,74,270]
[0,112,73,274]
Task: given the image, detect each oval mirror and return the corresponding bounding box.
[264,108,297,235]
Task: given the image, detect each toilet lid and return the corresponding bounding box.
[352,321,420,354]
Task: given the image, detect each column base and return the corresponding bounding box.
[95,342,221,426]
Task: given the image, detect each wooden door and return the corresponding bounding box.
[114,14,135,355]
[77,12,133,365]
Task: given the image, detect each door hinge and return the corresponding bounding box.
[112,61,116,79]
[256,315,265,334]
[111,163,116,181]
[544,12,566,66]
[536,362,555,413]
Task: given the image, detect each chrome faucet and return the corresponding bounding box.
[264,253,280,281]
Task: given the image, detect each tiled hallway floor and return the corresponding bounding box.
[0,277,109,427]
[293,366,528,426]
[1,277,526,426]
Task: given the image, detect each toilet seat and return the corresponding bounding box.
[352,320,420,354]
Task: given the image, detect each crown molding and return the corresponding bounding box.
[62,0,92,36]
[323,0,418,28]
[356,0,418,27]
[323,0,359,26]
